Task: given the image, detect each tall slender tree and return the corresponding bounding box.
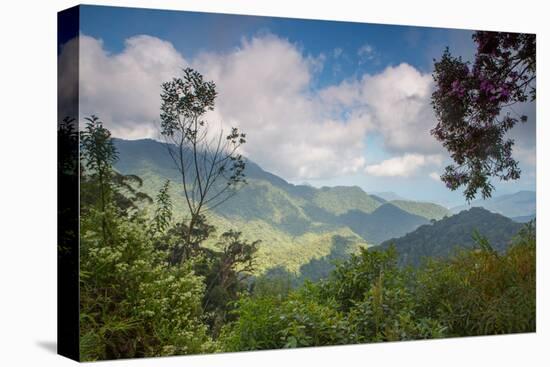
[80,115,118,242]
[80,115,152,242]
[159,68,247,258]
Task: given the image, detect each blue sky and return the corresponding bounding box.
[72,5,536,207]
[80,5,475,81]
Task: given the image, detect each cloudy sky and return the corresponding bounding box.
[65,5,536,207]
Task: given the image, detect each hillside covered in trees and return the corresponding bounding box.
[379,207,524,266]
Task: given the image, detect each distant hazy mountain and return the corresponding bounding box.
[389,200,450,220]
[369,191,407,202]
[337,204,429,244]
[113,138,457,273]
[511,214,536,223]
[451,191,535,218]
[379,207,524,267]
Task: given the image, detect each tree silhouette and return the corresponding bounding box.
[80,115,118,242]
[80,115,152,242]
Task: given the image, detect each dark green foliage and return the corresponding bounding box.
[79,118,215,360]
[414,221,536,335]
[156,215,215,265]
[222,225,535,350]
[80,115,261,358]
[220,284,349,351]
[250,266,294,299]
[80,116,152,219]
[160,68,217,135]
[81,115,118,184]
[109,172,153,213]
[79,207,213,360]
[379,207,523,266]
[58,116,79,176]
[221,246,446,350]
[346,271,447,342]
[152,180,173,234]
[195,231,260,335]
[80,115,118,243]
[322,246,400,312]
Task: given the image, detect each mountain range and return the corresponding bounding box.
[113,138,452,272]
[113,138,532,275]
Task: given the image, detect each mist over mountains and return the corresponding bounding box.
[451,190,535,218]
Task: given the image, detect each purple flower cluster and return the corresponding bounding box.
[479,79,494,93]
[451,80,466,97]
[478,77,511,102]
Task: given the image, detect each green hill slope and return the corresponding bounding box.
[378,207,524,267]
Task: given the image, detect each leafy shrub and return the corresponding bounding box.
[222,225,535,350]
[79,208,212,360]
[220,283,348,351]
[414,222,536,335]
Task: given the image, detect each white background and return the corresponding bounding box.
[0,0,547,365]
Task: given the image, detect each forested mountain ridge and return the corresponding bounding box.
[112,138,450,273]
[378,207,524,266]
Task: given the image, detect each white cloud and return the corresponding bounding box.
[429,171,442,181]
[365,154,443,177]
[195,35,370,180]
[79,34,187,139]
[320,63,442,154]
[70,33,450,181]
[74,33,370,180]
[333,47,343,59]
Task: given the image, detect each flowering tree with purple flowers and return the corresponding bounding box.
[431,31,535,201]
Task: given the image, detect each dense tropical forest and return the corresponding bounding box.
[69,30,536,361]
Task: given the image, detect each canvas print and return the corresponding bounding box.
[57,5,536,361]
